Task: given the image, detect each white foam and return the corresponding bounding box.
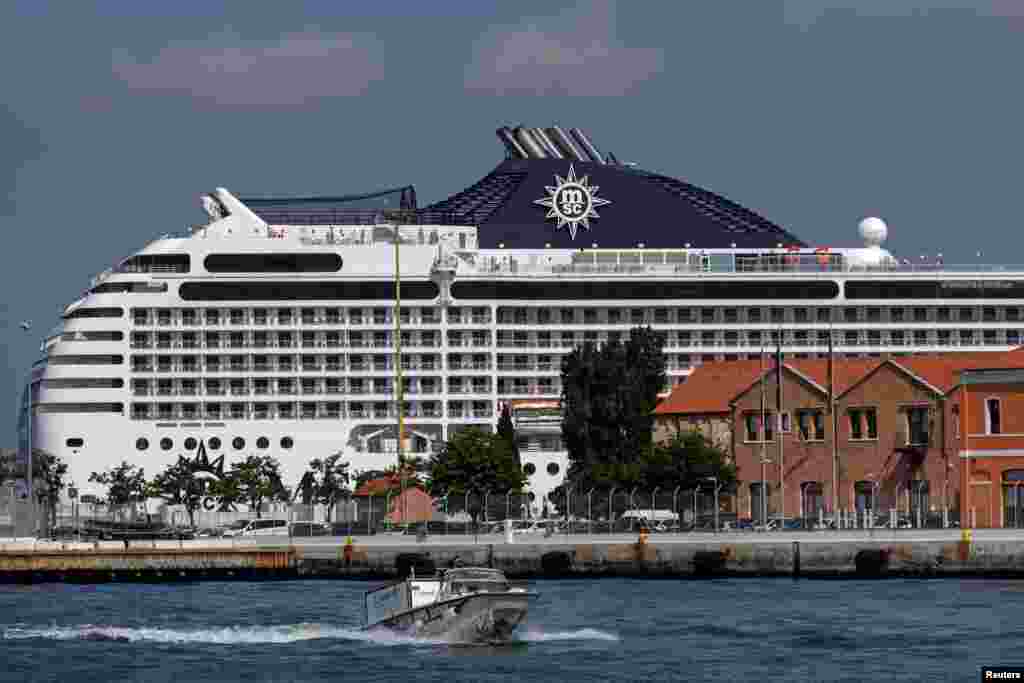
[519,627,620,642]
[1,623,438,646]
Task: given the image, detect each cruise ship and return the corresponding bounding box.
[24,125,1024,510]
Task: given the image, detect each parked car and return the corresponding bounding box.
[220,520,252,538]
[240,519,288,536]
[289,521,330,537]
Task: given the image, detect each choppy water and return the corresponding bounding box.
[2,578,1022,682]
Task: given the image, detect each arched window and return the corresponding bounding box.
[750,482,771,524]
[1004,471,1024,528]
[801,482,823,520]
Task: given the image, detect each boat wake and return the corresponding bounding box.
[2,623,619,646]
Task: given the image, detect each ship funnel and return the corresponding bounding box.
[569,128,605,164]
[547,126,588,162]
[514,126,547,159]
[496,127,529,159]
[531,128,563,159]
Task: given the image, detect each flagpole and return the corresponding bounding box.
[776,330,784,522]
[829,324,838,526]
[760,343,768,527]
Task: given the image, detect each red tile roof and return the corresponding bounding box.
[655,349,1024,416]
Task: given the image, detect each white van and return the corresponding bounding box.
[240,519,288,536]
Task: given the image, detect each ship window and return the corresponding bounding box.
[257,436,269,449]
[180,281,438,301]
[41,378,125,389]
[281,436,294,449]
[91,281,168,294]
[204,253,343,273]
[117,254,190,274]
[136,437,149,451]
[66,438,84,448]
[184,437,197,450]
[450,281,839,301]
[208,437,222,450]
[45,355,125,366]
[160,437,173,451]
[64,307,124,319]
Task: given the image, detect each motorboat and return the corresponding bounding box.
[364,567,536,643]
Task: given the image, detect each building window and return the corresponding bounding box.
[796,409,826,441]
[906,406,930,445]
[987,398,1002,435]
[848,407,878,440]
[952,404,960,439]
[750,483,770,523]
[779,412,791,433]
[801,482,823,520]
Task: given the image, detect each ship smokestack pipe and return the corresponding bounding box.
[496,127,529,159]
[514,126,547,159]
[569,128,605,164]
[531,128,563,159]
[547,126,587,162]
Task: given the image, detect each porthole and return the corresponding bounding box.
[66,438,84,448]
[528,492,536,502]
[160,437,173,451]
[233,437,245,450]
[546,462,560,476]
[184,437,197,450]
[523,463,536,475]
[257,437,269,449]
[135,437,149,451]
[281,436,294,450]
[208,437,222,450]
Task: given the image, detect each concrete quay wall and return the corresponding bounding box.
[301,538,996,579]
[2,532,1023,582]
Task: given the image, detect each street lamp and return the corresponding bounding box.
[586,487,595,535]
[608,486,617,533]
[703,477,720,532]
[18,321,34,537]
[629,487,638,531]
[651,486,660,522]
[672,486,681,530]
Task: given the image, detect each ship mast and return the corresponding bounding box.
[393,222,405,526]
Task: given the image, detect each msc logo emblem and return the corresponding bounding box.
[533,163,611,240]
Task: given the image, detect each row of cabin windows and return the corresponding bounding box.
[495,306,1024,325]
[129,400,480,421]
[131,307,481,326]
[127,305,1024,327]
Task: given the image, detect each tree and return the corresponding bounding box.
[496,403,522,470]
[302,452,352,521]
[427,428,528,515]
[89,462,147,516]
[560,326,666,474]
[32,450,67,535]
[228,455,290,518]
[146,459,204,528]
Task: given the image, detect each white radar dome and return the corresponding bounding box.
[858,217,888,247]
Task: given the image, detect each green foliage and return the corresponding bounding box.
[146,459,204,527]
[427,427,528,497]
[560,326,667,473]
[31,450,68,534]
[88,461,147,507]
[303,452,352,518]
[227,455,289,519]
[550,430,735,513]
[496,403,521,469]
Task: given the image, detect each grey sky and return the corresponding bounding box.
[3,1,1023,443]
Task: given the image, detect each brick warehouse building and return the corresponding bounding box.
[956,367,1024,528]
[655,350,1024,527]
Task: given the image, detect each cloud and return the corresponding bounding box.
[464,0,663,96]
[112,31,385,108]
